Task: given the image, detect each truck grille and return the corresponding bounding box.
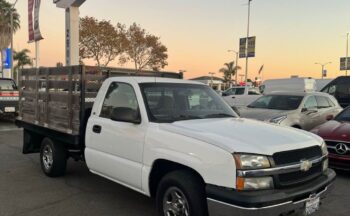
[273,146,322,165]
[272,146,323,188]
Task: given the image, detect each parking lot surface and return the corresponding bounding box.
[0,121,349,216]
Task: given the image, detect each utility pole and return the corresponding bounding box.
[315,62,332,79]
[346,33,349,76]
[245,0,252,84]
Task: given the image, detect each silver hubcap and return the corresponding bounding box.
[163,187,190,216]
[42,145,53,170]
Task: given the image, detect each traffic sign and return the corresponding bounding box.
[323,70,327,77]
[239,36,256,58]
[340,57,350,71]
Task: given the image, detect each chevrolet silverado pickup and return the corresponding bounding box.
[16,66,335,216]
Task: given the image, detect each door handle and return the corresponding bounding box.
[232,96,236,99]
[92,125,102,134]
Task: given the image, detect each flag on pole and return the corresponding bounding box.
[258,65,264,74]
[28,0,43,43]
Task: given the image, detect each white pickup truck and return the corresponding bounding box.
[222,85,261,109]
[16,66,335,216]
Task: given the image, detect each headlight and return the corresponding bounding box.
[269,115,287,124]
[234,154,271,170]
[323,159,329,172]
[237,177,274,191]
[321,142,328,156]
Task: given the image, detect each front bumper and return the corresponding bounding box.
[207,169,336,216]
[329,154,350,171]
[0,100,18,114]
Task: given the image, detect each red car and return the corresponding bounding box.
[311,107,350,170]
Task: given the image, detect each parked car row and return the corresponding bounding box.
[220,77,350,174]
[0,78,19,119]
[240,92,342,131]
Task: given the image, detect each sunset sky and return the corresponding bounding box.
[11,0,350,80]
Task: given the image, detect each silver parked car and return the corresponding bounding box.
[240,92,343,131]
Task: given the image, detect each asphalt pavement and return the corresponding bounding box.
[0,120,349,216]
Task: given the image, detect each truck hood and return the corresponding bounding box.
[239,108,292,121]
[160,118,322,155]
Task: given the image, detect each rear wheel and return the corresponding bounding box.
[156,170,208,216]
[40,138,67,177]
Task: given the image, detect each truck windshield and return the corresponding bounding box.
[139,83,236,123]
[248,95,303,110]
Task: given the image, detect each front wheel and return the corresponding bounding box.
[40,138,67,177]
[156,170,208,216]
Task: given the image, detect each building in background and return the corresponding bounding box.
[190,76,224,90]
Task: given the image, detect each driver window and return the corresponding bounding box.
[100,82,139,119]
[304,96,317,109]
[234,88,245,95]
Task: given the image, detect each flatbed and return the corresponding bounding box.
[15,65,183,154]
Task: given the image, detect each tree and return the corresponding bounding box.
[0,0,20,72]
[219,61,241,87]
[13,49,32,79]
[79,16,127,67]
[124,23,168,71]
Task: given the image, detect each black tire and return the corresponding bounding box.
[156,170,208,216]
[40,138,67,177]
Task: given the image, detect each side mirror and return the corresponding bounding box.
[222,92,228,97]
[326,115,334,121]
[110,107,141,124]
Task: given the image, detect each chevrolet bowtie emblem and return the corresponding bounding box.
[300,160,312,172]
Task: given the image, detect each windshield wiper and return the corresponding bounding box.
[204,113,235,118]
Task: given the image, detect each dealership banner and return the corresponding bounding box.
[28,0,43,42]
[239,36,256,58]
[2,48,12,69]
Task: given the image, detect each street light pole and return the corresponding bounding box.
[315,62,332,79]
[228,50,239,86]
[245,0,252,84]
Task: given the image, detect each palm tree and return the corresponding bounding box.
[219,61,241,88]
[14,49,32,80]
[0,0,20,72]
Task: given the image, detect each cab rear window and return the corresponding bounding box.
[0,80,17,91]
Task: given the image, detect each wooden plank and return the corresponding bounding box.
[67,67,73,133]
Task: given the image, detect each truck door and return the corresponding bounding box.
[85,82,145,190]
[222,87,245,107]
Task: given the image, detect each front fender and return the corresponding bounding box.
[142,128,236,195]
